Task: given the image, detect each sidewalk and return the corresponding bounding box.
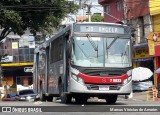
[130,91,147,101]
[118,91,148,101]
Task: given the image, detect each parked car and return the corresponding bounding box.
[15,89,37,101]
[2,93,16,101]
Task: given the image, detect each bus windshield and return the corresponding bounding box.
[71,36,132,68]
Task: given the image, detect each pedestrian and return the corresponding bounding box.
[4,82,10,94]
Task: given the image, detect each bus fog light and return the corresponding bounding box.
[123,76,132,85]
[128,76,132,81]
[123,79,128,85]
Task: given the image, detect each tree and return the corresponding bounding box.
[83,14,104,22]
[0,0,79,41]
[91,14,104,22]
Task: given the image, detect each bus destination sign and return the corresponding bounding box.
[74,24,126,34]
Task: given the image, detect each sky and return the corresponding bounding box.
[62,0,103,24]
[74,0,103,15]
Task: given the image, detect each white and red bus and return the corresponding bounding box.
[33,22,132,104]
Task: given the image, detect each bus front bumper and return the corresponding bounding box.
[69,77,132,95]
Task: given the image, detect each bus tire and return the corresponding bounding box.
[46,96,53,102]
[105,95,117,104]
[59,82,72,104]
[40,89,46,102]
[75,96,88,104]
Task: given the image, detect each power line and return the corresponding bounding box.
[0,7,76,13]
[1,5,71,9]
[0,0,159,8]
[1,2,160,11]
[1,1,159,27]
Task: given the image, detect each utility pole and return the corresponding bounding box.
[79,0,82,7]
[84,0,92,22]
[122,0,127,24]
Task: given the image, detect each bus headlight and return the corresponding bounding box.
[123,79,128,85]
[127,76,132,81]
[123,76,132,85]
[123,70,132,85]
[71,74,84,85]
[127,70,132,77]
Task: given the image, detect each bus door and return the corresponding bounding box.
[34,53,39,93]
[45,47,49,93]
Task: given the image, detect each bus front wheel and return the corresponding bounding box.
[46,96,53,102]
[74,95,88,104]
[105,95,117,104]
[59,82,72,104]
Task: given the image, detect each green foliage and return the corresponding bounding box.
[91,14,104,22]
[0,0,79,41]
[83,14,104,22]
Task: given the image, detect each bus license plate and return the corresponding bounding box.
[99,86,109,91]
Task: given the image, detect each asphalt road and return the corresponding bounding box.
[0,92,160,115]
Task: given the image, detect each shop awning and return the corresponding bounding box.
[156,68,160,74]
[132,57,153,62]
[133,43,148,48]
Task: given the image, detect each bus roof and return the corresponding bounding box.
[34,22,130,53]
[74,22,128,27]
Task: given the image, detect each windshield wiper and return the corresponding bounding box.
[86,34,98,51]
[86,34,99,58]
[106,37,118,59]
[106,37,118,50]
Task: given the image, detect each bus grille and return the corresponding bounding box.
[86,84,121,90]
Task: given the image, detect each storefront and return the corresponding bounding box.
[132,43,154,91]
[0,36,35,93]
[154,45,160,88]
[133,43,154,84]
[149,0,160,89]
[148,32,160,88]
[1,63,33,93]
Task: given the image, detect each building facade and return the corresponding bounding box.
[0,35,35,92]
[98,0,124,23]
[98,0,156,88]
[148,0,160,88]
[98,0,151,44]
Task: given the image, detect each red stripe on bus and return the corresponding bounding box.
[77,73,128,84]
